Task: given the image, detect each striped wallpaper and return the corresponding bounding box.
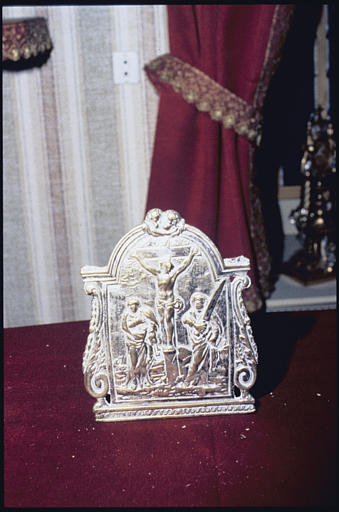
[3,5,169,327]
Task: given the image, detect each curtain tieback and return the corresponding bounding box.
[145,53,262,145]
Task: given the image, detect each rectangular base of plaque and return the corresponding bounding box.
[93,397,256,422]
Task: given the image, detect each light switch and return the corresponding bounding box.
[113,52,139,84]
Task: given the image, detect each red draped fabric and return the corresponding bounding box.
[145,5,295,312]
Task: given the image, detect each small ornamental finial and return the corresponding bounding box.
[143,208,185,236]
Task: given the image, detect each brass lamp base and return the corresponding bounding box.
[283,246,336,285]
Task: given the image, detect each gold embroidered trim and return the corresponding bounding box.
[2,18,52,62]
[145,54,262,144]
[249,5,295,306]
[253,5,295,112]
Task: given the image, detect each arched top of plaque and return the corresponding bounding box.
[81,209,257,422]
[81,208,250,282]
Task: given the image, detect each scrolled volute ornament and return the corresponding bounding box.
[234,365,257,392]
[82,283,109,398]
[231,274,258,395]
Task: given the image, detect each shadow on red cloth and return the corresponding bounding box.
[250,310,316,399]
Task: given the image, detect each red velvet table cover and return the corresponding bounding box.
[4,311,336,508]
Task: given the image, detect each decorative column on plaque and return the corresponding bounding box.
[81,209,258,422]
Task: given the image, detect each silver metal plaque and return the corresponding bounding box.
[81,209,258,421]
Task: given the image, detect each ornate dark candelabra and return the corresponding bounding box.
[283,107,336,283]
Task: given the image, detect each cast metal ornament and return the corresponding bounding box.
[285,107,336,283]
[81,209,258,421]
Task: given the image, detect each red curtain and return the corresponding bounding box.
[145,5,295,312]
